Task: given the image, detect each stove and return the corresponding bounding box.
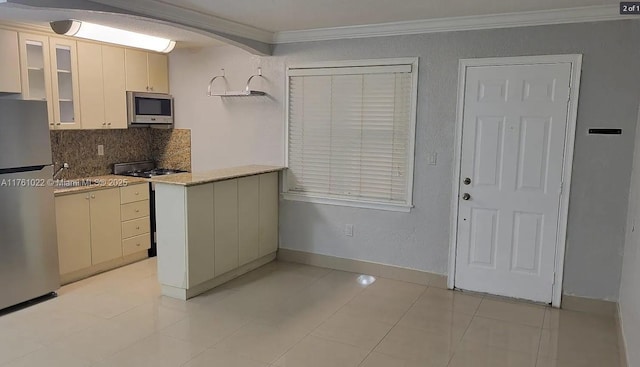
[113,161,187,257]
[113,161,187,179]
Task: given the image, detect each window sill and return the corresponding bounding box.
[281,192,413,212]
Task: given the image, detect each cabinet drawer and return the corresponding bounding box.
[121,200,150,221]
[122,216,150,239]
[123,234,151,256]
[120,183,149,204]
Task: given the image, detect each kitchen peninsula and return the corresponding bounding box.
[150,165,285,299]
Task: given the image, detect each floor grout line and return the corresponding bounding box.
[355,284,429,366]
[264,269,370,365]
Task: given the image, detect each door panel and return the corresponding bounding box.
[56,192,91,274]
[147,53,169,93]
[77,42,105,129]
[90,188,122,265]
[455,62,572,303]
[473,116,504,188]
[214,179,239,276]
[102,46,127,129]
[238,175,260,266]
[125,49,148,92]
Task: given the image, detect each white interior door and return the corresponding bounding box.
[454,62,572,303]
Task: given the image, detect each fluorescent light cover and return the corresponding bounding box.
[62,20,175,53]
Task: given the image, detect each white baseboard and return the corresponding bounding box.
[277,248,446,287]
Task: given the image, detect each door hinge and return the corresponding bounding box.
[567,86,571,102]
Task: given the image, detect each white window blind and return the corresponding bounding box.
[286,61,416,209]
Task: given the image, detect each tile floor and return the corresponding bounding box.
[0,258,623,367]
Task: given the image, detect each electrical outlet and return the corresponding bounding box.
[97,145,104,156]
[345,224,354,237]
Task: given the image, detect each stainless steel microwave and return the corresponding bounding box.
[127,91,174,127]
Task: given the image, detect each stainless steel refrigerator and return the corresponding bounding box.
[0,99,59,311]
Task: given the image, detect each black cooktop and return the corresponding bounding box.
[113,161,187,179]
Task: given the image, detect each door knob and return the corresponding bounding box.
[462,193,471,200]
[463,178,471,185]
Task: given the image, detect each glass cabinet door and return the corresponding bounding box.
[49,38,81,129]
[18,33,54,126]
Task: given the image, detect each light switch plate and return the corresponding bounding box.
[97,145,104,156]
[345,224,354,237]
[427,152,437,165]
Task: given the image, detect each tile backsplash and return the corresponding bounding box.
[50,128,191,179]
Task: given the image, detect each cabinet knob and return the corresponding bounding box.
[136,243,141,247]
[145,86,149,91]
[56,123,61,125]
[107,123,112,126]
[149,86,154,91]
[91,194,95,199]
[85,195,90,200]
[135,209,140,213]
[102,122,106,126]
[136,226,140,230]
[135,192,139,195]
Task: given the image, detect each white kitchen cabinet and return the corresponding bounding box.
[125,49,169,93]
[90,188,123,265]
[214,179,239,277]
[147,52,169,93]
[102,45,127,129]
[77,42,127,130]
[259,172,279,256]
[155,169,282,300]
[18,32,54,124]
[49,37,81,129]
[55,184,150,283]
[55,192,92,275]
[238,175,260,266]
[186,183,215,287]
[77,42,104,129]
[0,28,21,93]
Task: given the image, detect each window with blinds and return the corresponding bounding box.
[285,60,418,211]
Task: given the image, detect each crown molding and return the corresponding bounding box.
[0,20,52,33]
[90,0,274,44]
[273,5,632,44]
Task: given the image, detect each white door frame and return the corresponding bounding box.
[448,54,582,308]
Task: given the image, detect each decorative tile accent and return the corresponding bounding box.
[50,129,191,179]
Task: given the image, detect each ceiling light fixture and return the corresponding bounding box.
[50,20,176,53]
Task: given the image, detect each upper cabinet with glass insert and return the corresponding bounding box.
[18,33,54,124]
[49,37,81,129]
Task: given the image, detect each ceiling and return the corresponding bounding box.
[0,4,224,48]
[159,0,618,32]
[0,0,627,55]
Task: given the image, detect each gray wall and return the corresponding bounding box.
[619,104,640,365]
[170,20,640,300]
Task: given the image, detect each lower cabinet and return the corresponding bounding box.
[156,171,280,298]
[55,191,92,275]
[90,188,122,265]
[55,184,150,283]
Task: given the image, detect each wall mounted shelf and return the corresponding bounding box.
[207,67,266,97]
